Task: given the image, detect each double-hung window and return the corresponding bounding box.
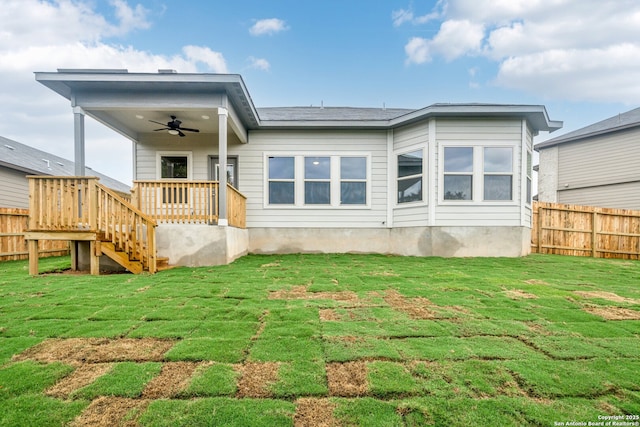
[266,154,369,207]
[340,157,367,205]
[483,147,513,201]
[268,156,295,204]
[397,149,424,204]
[443,147,473,200]
[304,157,331,204]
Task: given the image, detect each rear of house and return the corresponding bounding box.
[33,70,562,270]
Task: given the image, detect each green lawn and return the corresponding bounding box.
[0,254,639,426]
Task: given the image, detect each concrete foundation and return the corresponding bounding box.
[156,224,248,267]
[249,226,531,258]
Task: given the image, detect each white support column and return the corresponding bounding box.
[218,107,228,226]
[73,106,85,176]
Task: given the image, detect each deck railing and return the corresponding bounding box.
[132,180,246,228]
[96,184,157,273]
[28,176,158,272]
[28,176,97,231]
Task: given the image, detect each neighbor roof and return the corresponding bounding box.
[0,136,130,193]
[535,106,640,150]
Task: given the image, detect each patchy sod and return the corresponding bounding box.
[0,253,639,426]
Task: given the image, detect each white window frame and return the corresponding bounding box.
[439,143,518,205]
[264,152,371,209]
[482,146,514,202]
[156,151,193,180]
[394,147,426,207]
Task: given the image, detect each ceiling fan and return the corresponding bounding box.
[149,115,200,137]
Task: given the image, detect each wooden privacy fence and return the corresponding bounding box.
[532,201,640,260]
[0,208,69,261]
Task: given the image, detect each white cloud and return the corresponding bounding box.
[392,2,443,26]
[249,18,288,36]
[0,0,230,185]
[400,0,640,103]
[248,57,270,71]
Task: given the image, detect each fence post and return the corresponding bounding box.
[592,210,598,258]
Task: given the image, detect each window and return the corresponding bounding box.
[483,147,513,201]
[158,153,191,203]
[443,147,473,200]
[161,156,188,179]
[397,150,423,203]
[341,157,367,205]
[268,156,295,204]
[304,156,331,204]
[266,154,369,207]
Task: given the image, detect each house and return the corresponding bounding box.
[536,107,640,210]
[0,136,130,209]
[29,69,562,274]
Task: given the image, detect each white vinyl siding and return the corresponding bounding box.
[392,121,429,227]
[558,182,640,210]
[435,118,523,226]
[237,130,388,228]
[0,167,30,208]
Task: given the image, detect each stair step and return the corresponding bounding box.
[156,256,172,271]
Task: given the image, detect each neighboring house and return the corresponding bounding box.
[536,107,640,210]
[0,136,130,208]
[31,69,562,272]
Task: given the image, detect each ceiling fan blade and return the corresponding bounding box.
[153,128,169,131]
[149,119,168,126]
[178,130,186,137]
[179,127,200,132]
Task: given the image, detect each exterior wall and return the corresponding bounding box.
[558,182,640,210]
[538,127,640,210]
[234,129,389,228]
[433,118,524,226]
[249,226,530,257]
[0,166,29,208]
[537,145,558,202]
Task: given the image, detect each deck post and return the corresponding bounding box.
[28,239,39,275]
[90,241,100,275]
[218,107,228,226]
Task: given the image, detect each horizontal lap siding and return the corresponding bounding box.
[0,167,29,209]
[559,182,640,210]
[392,121,430,226]
[237,130,389,228]
[558,128,640,190]
[435,118,523,226]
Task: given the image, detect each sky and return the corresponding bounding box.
[0,0,639,186]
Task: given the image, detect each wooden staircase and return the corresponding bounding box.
[26,176,169,275]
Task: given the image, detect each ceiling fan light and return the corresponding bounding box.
[168,129,180,136]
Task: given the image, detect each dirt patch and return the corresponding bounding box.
[294,398,338,427]
[236,362,280,398]
[141,361,202,399]
[319,309,340,321]
[260,262,281,268]
[384,290,435,319]
[14,338,175,364]
[46,363,114,399]
[326,361,368,397]
[575,291,639,304]
[504,290,538,300]
[584,306,640,320]
[70,396,149,427]
[269,285,359,302]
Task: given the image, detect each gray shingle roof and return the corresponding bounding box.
[536,106,640,150]
[257,106,414,121]
[0,136,130,194]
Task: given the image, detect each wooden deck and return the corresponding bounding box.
[26,177,246,275]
